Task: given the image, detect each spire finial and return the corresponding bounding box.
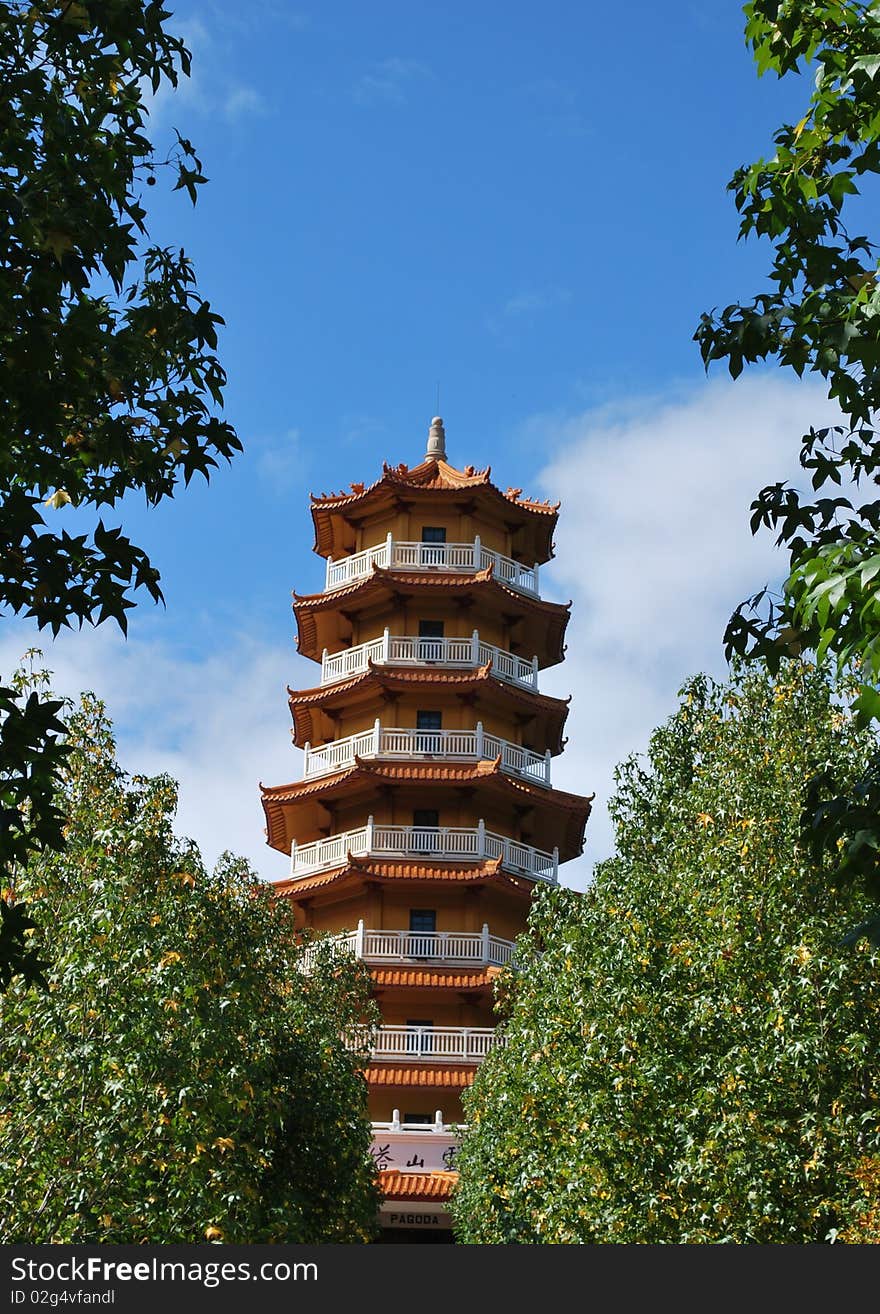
[425,415,446,462]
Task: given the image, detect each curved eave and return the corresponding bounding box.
[260,757,591,859]
[370,1065,475,1088]
[369,966,498,990]
[291,567,571,666]
[310,458,558,560]
[378,1169,458,1201]
[287,663,572,752]
[271,855,535,901]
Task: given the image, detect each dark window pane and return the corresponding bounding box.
[418,620,444,638]
[416,710,442,731]
[417,620,445,662]
[409,909,437,935]
[421,526,447,543]
[412,809,440,856]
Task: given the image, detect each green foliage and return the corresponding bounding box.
[696,0,880,940]
[0,655,68,987]
[0,693,379,1243]
[696,2,880,698]
[0,2,241,987]
[452,663,880,1243]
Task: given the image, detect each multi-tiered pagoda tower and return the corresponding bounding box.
[261,418,591,1240]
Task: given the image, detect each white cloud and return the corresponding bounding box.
[487,286,572,338]
[353,58,432,106]
[0,622,315,883]
[254,427,310,491]
[141,17,266,131]
[532,373,841,891]
[224,85,267,122]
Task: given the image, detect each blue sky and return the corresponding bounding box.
[4,1,835,888]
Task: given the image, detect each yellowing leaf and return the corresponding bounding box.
[43,230,74,261]
[44,489,71,509]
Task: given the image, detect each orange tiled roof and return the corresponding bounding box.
[367,1063,476,1087]
[293,563,486,606]
[293,566,569,611]
[272,854,535,900]
[311,457,557,512]
[260,757,592,860]
[286,663,571,751]
[310,459,558,558]
[369,966,497,989]
[378,1169,457,1202]
[261,755,501,811]
[291,569,571,665]
[345,853,526,884]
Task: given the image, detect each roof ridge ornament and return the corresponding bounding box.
[425,415,446,462]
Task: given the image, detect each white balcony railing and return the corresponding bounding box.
[320,629,539,690]
[353,1024,502,1062]
[325,534,540,597]
[302,720,551,786]
[289,818,558,883]
[372,1112,460,1134]
[302,921,516,970]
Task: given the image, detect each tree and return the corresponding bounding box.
[695,2,880,933]
[0,689,380,1243]
[0,2,241,986]
[452,663,880,1243]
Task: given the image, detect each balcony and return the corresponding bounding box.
[302,921,517,970]
[302,721,551,786]
[288,819,559,883]
[325,535,540,597]
[320,629,539,690]
[353,1024,502,1062]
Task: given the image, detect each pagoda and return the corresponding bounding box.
[261,417,591,1240]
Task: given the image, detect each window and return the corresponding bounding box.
[419,525,447,568]
[412,809,440,855]
[415,709,442,754]
[408,908,437,959]
[418,619,444,637]
[409,909,437,935]
[417,618,444,661]
[403,1112,432,1125]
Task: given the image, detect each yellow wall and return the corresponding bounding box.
[378,997,494,1028]
[367,1088,466,1125]
[318,795,547,847]
[302,886,527,940]
[325,702,529,744]
[348,610,511,653]
[351,508,522,562]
